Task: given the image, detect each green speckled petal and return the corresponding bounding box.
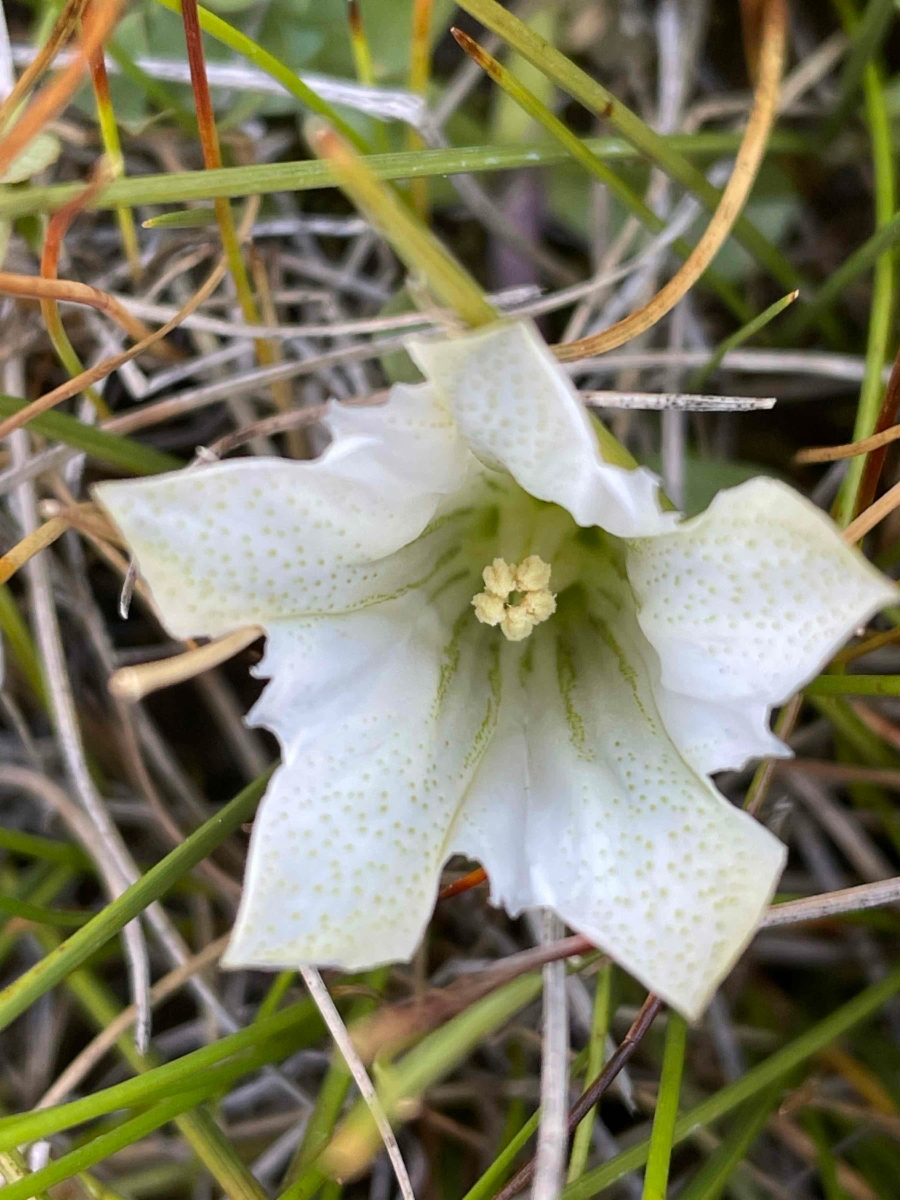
[453,588,786,1020]
[223,591,501,972]
[408,320,677,538]
[94,383,472,638]
[628,478,900,774]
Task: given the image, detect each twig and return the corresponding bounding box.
[533,912,569,1200]
[299,967,415,1200]
[493,993,664,1200]
[761,878,900,928]
[795,419,900,463]
[843,475,900,544]
[10,426,153,1052]
[0,198,259,440]
[108,627,264,702]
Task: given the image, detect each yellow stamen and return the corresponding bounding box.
[482,557,516,599]
[515,555,552,592]
[472,556,556,641]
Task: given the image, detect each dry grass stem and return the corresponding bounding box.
[552,0,787,361]
[108,626,265,702]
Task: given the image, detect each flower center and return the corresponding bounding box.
[471,556,557,642]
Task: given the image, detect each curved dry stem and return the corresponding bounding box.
[0,518,68,584]
[0,0,123,177]
[843,476,900,545]
[0,272,153,344]
[108,626,264,702]
[0,198,259,441]
[797,422,900,464]
[552,0,787,363]
[0,0,88,130]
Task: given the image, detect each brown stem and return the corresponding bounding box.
[0,0,88,130]
[180,0,223,171]
[492,992,664,1200]
[0,0,123,177]
[854,342,900,519]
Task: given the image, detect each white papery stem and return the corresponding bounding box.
[532,911,569,1200]
[6,371,153,1054]
[299,967,415,1200]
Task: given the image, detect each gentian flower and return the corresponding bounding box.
[96,321,897,1018]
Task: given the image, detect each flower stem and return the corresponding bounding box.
[566,964,612,1182]
[641,1010,687,1200]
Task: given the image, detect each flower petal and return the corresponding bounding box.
[223,590,504,971]
[408,320,677,538]
[94,383,471,638]
[452,589,785,1020]
[627,478,900,773]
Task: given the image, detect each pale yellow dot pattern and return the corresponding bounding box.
[223,591,502,972]
[409,320,677,538]
[627,477,900,773]
[94,383,473,639]
[452,589,786,1020]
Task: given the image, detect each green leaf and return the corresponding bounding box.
[0,1006,318,1150]
[0,894,92,928]
[0,131,806,219]
[641,1011,688,1200]
[563,967,900,1200]
[678,1087,780,1200]
[805,674,900,697]
[0,769,270,1035]
[0,395,183,476]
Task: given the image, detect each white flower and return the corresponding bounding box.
[95,321,898,1019]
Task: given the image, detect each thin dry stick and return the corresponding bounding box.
[851,703,900,757]
[0,198,259,440]
[552,0,787,362]
[533,912,569,1200]
[36,935,230,1110]
[494,992,664,1200]
[762,879,900,927]
[108,626,264,701]
[9,434,154,1053]
[0,259,227,435]
[300,966,416,1200]
[0,270,155,345]
[843,476,900,544]
[795,423,900,464]
[0,0,123,177]
[777,757,900,790]
[744,694,803,818]
[0,0,87,129]
[0,517,67,584]
[39,162,161,353]
[352,937,598,1063]
[39,162,127,419]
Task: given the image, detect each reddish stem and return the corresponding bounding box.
[854,342,900,520]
